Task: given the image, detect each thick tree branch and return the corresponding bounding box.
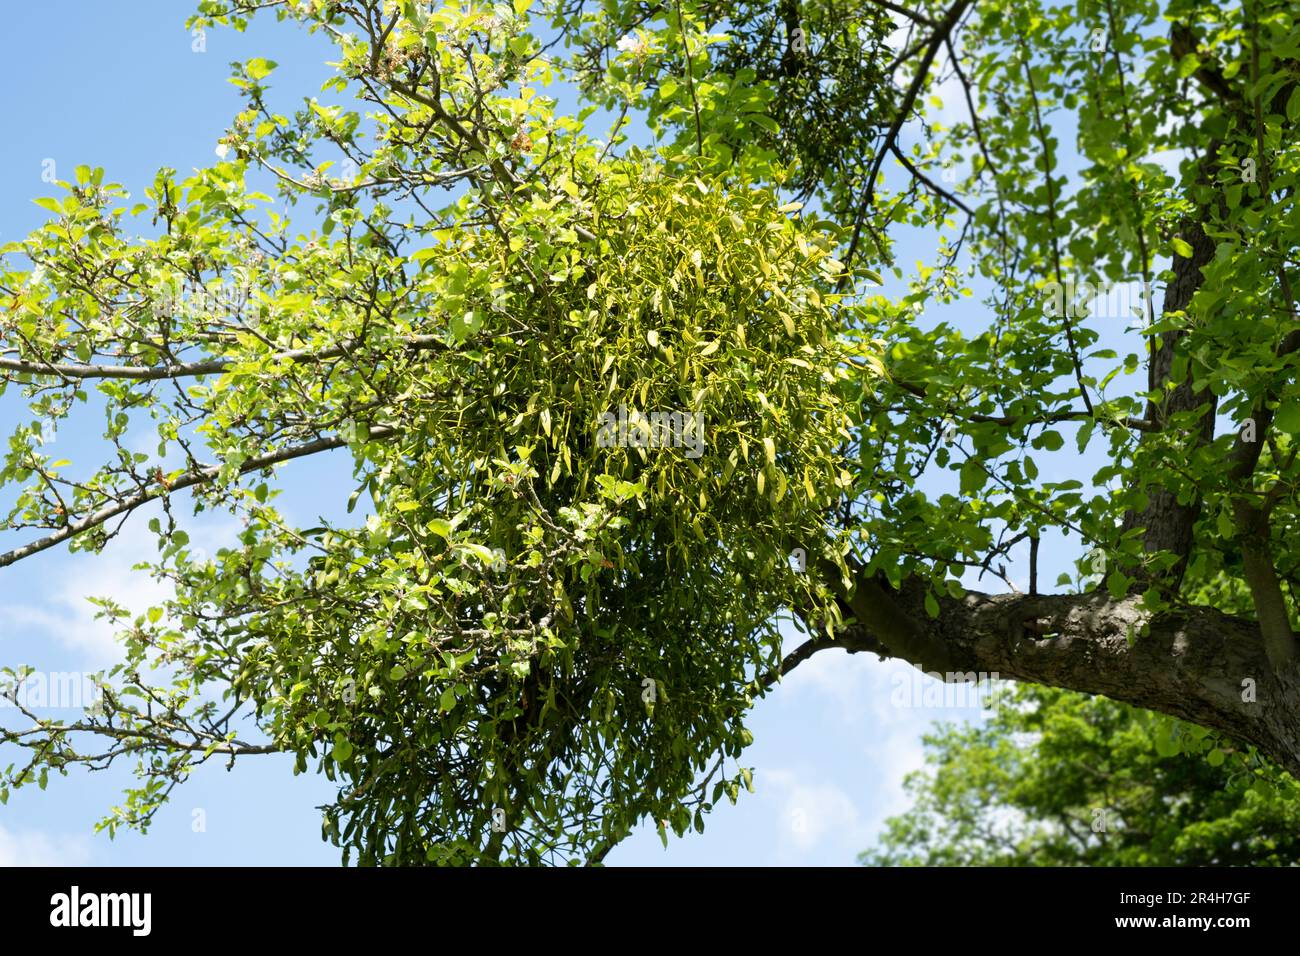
[794,573,1300,777]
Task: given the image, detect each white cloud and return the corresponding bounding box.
[762,769,873,855]
[777,647,883,724]
[779,646,969,728]
[0,825,92,867]
[861,722,931,829]
[929,55,971,129]
[8,511,239,663]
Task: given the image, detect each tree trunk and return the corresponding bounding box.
[1118,218,1218,588]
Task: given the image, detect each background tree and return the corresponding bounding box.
[861,684,1300,866]
[1,0,1298,865]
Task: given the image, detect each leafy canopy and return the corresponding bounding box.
[862,685,1300,866]
[4,0,1300,865]
[0,0,877,864]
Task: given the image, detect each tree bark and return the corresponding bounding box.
[1118,218,1217,588]
[799,574,1300,778]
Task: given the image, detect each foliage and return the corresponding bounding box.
[0,0,873,864]
[3,0,1300,865]
[861,684,1300,866]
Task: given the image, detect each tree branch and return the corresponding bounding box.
[0,334,448,382]
[789,571,1300,777]
[0,425,397,568]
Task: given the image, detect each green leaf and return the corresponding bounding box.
[459,542,498,565]
[959,459,986,495]
[246,58,278,80]
[924,590,940,618]
[450,309,484,341]
[1155,724,1181,758]
[1274,402,1300,434]
[1075,421,1095,453]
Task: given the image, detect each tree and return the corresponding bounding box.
[861,685,1300,866]
[0,0,1297,865]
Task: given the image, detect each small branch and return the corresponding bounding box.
[0,425,398,568]
[0,334,448,382]
[840,0,972,286]
[674,0,704,155]
[888,143,974,216]
[1029,534,1039,596]
[865,0,937,27]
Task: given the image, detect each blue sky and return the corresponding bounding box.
[0,1,1136,866]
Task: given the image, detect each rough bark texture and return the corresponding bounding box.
[816,575,1300,778]
[1118,218,1218,588]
